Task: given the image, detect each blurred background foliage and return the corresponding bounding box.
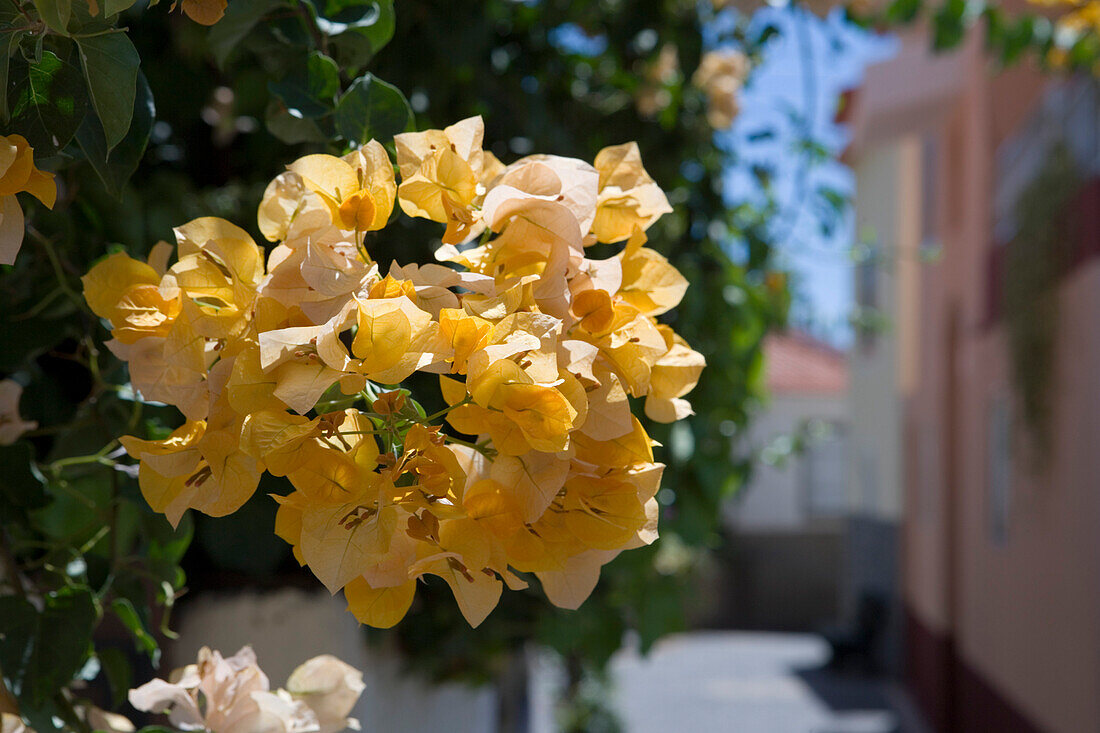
[0,0,1091,730]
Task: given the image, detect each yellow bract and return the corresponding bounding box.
[87,119,702,629]
[288,147,396,234]
[180,0,227,25]
[1,135,56,266]
[592,143,672,243]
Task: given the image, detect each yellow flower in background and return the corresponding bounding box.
[1055,0,1100,35]
[87,116,704,629]
[178,0,227,25]
[636,44,681,118]
[692,48,750,129]
[0,135,56,266]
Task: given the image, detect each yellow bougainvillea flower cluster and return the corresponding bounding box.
[82,117,705,628]
[692,48,751,130]
[636,44,681,119]
[0,134,56,266]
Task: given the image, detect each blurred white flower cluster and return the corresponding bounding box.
[128,647,364,733]
[0,380,36,446]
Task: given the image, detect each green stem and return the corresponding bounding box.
[316,394,368,412]
[355,228,371,264]
[47,440,120,473]
[443,434,496,457]
[27,226,91,315]
[10,286,63,321]
[77,524,111,556]
[422,397,472,423]
[70,28,127,38]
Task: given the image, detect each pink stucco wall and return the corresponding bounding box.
[899,33,1100,733]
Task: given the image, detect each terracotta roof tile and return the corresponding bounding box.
[764,331,849,394]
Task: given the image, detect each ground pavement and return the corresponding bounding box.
[604,631,930,733]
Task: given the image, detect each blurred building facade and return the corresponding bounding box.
[720,331,850,630]
[843,23,971,679]
[847,27,1100,733]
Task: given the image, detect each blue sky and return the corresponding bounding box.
[550,8,897,346]
[717,7,896,346]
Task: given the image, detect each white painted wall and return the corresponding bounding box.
[848,136,922,523]
[725,392,850,531]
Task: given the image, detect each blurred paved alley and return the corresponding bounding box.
[606,632,928,733]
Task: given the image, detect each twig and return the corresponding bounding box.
[26,225,92,316]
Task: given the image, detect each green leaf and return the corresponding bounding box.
[0,0,18,23]
[1,586,98,719]
[97,647,132,708]
[139,510,192,596]
[9,50,88,155]
[307,51,340,99]
[208,0,285,67]
[323,0,395,72]
[111,598,160,665]
[144,508,192,565]
[267,52,340,118]
[75,71,154,196]
[265,98,327,144]
[334,73,412,145]
[37,587,97,690]
[75,31,139,150]
[32,0,71,34]
[1001,15,1037,67]
[0,442,48,509]
[65,0,114,33]
[884,0,921,25]
[0,28,25,123]
[932,0,967,51]
[314,0,392,38]
[635,574,686,651]
[0,595,38,698]
[103,0,138,15]
[1068,33,1100,69]
[30,475,111,542]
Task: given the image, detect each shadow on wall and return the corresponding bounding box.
[705,527,844,631]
